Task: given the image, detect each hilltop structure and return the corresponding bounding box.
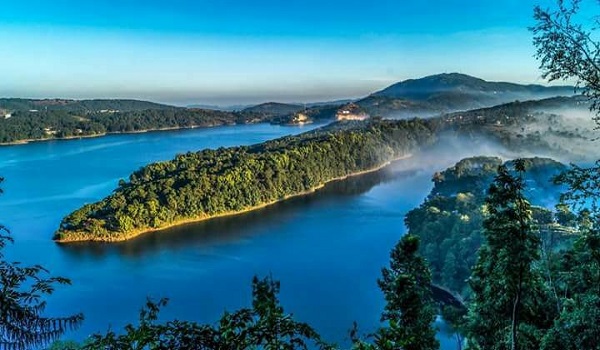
[335,103,369,121]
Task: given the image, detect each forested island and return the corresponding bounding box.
[55,119,437,242]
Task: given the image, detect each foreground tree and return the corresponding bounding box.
[0,178,83,350]
[466,161,548,350]
[532,2,600,348]
[77,276,331,350]
[353,234,439,350]
[540,221,600,350]
[532,0,600,125]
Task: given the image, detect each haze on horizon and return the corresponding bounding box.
[0,0,594,106]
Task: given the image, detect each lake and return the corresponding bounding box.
[0,123,462,349]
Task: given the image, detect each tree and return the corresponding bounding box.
[354,234,439,350]
[466,161,546,350]
[540,219,600,350]
[0,178,83,350]
[532,3,600,348]
[532,0,600,219]
[79,276,332,350]
[532,0,600,126]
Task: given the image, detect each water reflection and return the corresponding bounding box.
[58,165,417,259]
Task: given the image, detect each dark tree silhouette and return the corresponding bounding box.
[0,178,83,350]
[352,234,439,350]
[79,276,332,350]
[532,0,600,126]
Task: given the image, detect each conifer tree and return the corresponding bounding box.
[371,234,439,350]
[466,161,544,350]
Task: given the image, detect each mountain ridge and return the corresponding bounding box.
[356,73,575,118]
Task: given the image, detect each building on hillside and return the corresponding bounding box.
[291,112,310,125]
[335,103,369,121]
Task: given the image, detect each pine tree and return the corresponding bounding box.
[374,234,439,350]
[466,161,544,350]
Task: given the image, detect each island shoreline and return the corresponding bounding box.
[54,153,412,244]
[0,120,321,146]
[0,123,241,146]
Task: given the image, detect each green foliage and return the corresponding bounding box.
[56,119,437,241]
[466,161,550,350]
[75,276,332,350]
[532,0,600,125]
[0,179,83,350]
[376,234,439,350]
[48,340,84,350]
[537,215,600,350]
[555,161,600,215]
[0,108,271,144]
[405,157,568,296]
[351,235,438,350]
[402,155,599,349]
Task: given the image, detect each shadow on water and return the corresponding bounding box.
[58,164,418,260]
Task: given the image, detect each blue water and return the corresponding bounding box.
[0,124,459,349]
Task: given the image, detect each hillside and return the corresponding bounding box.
[0,108,276,144]
[438,95,597,161]
[241,102,304,117]
[357,73,575,118]
[0,75,585,144]
[0,98,175,112]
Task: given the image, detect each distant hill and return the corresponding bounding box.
[186,103,252,111]
[357,73,575,118]
[305,99,355,107]
[187,99,353,112]
[242,102,304,117]
[0,98,176,112]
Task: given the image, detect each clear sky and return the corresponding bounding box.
[0,0,590,105]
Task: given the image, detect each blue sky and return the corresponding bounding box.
[0,0,589,105]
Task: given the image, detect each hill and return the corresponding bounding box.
[439,95,596,161]
[241,102,304,117]
[0,98,175,112]
[357,73,575,118]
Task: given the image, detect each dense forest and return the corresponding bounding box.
[0,108,277,144]
[405,156,576,296]
[0,98,176,113]
[55,119,438,242]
